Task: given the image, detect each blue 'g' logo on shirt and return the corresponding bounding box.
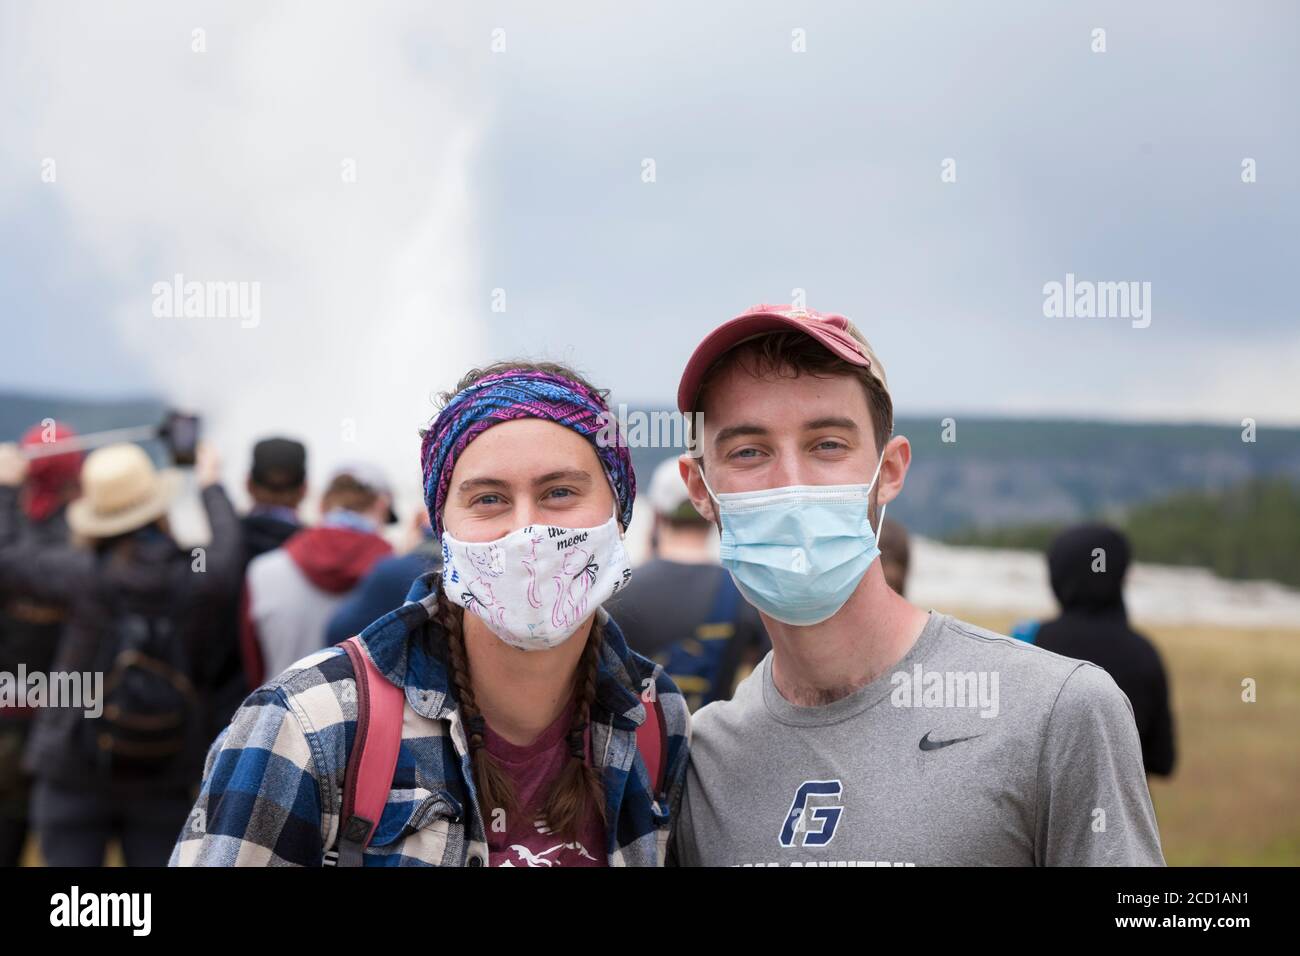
[779,780,844,848]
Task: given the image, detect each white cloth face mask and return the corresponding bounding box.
[440,509,633,650]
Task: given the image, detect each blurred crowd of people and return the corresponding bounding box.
[0,427,431,865]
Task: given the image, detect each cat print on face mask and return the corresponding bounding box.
[442,510,632,651]
[522,532,546,610]
[552,546,600,631]
[462,544,508,631]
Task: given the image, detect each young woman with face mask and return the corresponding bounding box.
[172,362,689,867]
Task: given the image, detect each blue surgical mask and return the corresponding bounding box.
[699,453,887,626]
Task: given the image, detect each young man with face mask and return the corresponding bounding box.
[668,305,1164,866]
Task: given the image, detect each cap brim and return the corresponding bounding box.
[676,311,872,413]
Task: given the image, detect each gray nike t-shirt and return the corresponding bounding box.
[671,611,1165,866]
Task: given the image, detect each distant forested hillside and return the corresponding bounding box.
[890,416,1300,536]
[0,391,170,462]
[948,478,1300,588]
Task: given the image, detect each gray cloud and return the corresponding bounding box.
[2,0,1297,461]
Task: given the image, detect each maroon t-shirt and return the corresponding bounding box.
[483,697,608,867]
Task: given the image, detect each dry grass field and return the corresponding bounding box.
[956,610,1300,866]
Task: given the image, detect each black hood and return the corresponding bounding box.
[1047,523,1130,612]
[242,511,300,562]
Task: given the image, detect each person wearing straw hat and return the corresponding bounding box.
[0,439,244,866]
[62,442,186,538]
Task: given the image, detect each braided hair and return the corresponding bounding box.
[434,590,606,842]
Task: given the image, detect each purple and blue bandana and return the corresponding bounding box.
[421,368,635,536]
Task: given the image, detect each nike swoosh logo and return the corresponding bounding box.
[919,731,983,751]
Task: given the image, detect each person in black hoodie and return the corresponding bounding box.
[0,422,82,866]
[1034,524,1177,777]
[0,439,242,865]
[207,438,308,740]
[241,437,308,559]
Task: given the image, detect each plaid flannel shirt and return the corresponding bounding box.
[170,572,690,866]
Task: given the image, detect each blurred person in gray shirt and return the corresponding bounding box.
[609,457,767,712]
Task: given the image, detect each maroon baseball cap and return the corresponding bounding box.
[677,303,887,413]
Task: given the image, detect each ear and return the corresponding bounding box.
[679,454,717,524]
[876,435,912,508]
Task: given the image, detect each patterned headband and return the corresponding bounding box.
[421,368,636,536]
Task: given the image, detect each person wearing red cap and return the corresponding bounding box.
[0,422,82,866]
[668,304,1164,866]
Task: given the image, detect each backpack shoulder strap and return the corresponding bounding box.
[635,693,668,799]
[336,636,405,866]
[703,570,749,706]
[707,568,742,622]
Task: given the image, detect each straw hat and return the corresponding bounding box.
[66,443,182,538]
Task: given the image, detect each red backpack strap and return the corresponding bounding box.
[336,636,405,866]
[635,694,668,799]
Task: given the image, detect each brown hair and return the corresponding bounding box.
[693,331,894,452]
[320,474,378,515]
[427,359,608,841]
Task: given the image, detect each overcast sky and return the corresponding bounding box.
[2,0,1297,496]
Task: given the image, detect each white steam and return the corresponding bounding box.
[0,1,489,524]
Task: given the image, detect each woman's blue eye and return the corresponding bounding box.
[474,493,503,507]
[546,487,575,499]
